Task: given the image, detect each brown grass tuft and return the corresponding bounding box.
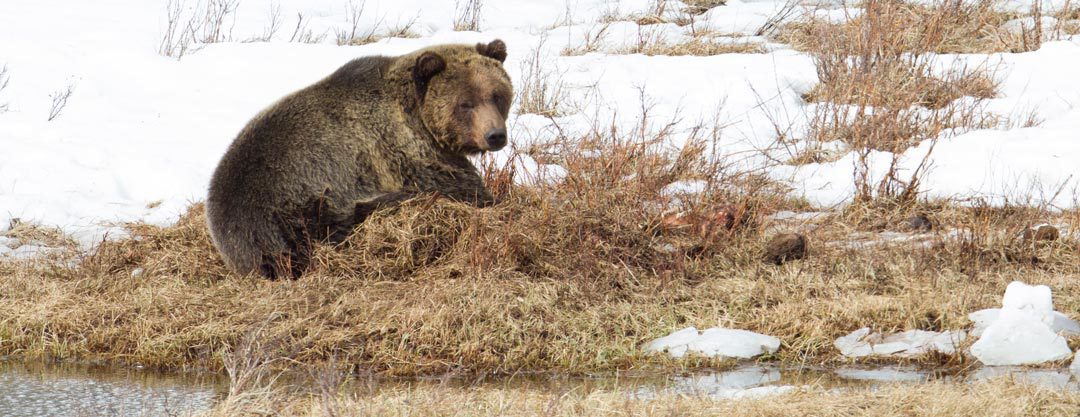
[616,35,766,56]
[779,0,1079,54]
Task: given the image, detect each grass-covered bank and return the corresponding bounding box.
[198,378,1080,416]
[1,131,1078,377]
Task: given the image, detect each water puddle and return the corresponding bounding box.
[2,361,1078,415]
[0,361,224,417]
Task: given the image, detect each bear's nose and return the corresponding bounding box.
[484,128,507,150]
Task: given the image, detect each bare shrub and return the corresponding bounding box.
[384,15,421,39]
[787,0,1014,203]
[159,0,240,58]
[47,83,75,122]
[755,0,800,36]
[159,0,199,58]
[635,0,671,25]
[453,0,483,31]
[516,39,568,117]
[561,23,611,56]
[213,319,288,415]
[335,0,381,46]
[615,35,765,56]
[201,0,240,44]
[248,3,283,42]
[289,13,328,44]
[779,0,1080,54]
[0,65,9,113]
[683,0,727,15]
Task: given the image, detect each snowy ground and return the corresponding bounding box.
[0,0,1078,246]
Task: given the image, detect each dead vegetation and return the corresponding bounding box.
[335,0,421,46]
[199,372,1080,416]
[615,34,766,56]
[47,83,75,122]
[0,64,10,113]
[516,38,568,116]
[1,106,1078,378]
[768,0,1038,203]
[453,0,484,32]
[780,0,1080,54]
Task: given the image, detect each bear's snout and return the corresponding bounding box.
[484,128,507,151]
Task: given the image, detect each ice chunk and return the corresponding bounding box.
[970,308,1071,366]
[969,281,1076,366]
[970,308,1080,337]
[834,327,965,358]
[688,328,781,359]
[1001,282,1054,325]
[644,327,700,358]
[835,327,875,357]
[645,327,780,359]
[972,366,1071,390]
[1070,352,1080,377]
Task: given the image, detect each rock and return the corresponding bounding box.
[1022,224,1059,242]
[901,214,933,232]
[969,281,1073,366]
[763,233,806,265]
[645,326,781,359]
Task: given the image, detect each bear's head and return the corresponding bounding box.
[412,39,513,154]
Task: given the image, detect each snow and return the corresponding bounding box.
[645,326,781,359]
[834,327,966,358]
[969,282,1073,366]
[1,0,1078,243]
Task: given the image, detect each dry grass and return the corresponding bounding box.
[616,35,765,56]
[1,114,1078,378]
[771,0,1031,202]
[517,38,569,116]
[199,377,1080,416]
[779,0,1079,54]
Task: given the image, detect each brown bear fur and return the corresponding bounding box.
[206,40,513,279]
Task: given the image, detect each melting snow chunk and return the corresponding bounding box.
[969,281,1073,366]
[834,327,966,358]
[646,327,781,359]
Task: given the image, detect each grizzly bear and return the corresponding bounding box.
[206,39,513,279]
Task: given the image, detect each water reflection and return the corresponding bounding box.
[3,360,1080,415]
[0,361,223,417]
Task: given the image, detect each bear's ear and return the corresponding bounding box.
[413,51,446,83]
[476,39,507,63]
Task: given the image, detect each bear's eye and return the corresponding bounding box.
[459,102,476,111]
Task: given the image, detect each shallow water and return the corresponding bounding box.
[0,361,224,417]
[1,361,1078,415]
[405,363,1080,400]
